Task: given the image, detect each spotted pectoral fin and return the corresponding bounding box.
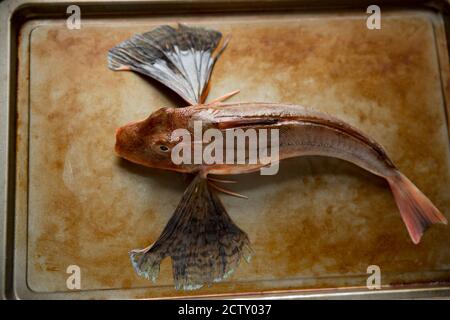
[108,24,228,106]
[130,174,252,290]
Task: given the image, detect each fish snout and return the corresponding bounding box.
[115,126,128,156]
[115,123,142,158]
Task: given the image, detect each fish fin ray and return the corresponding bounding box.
[206,89,241,105]
[207,176,237,184]
[208,181,248,199]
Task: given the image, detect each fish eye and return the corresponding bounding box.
[159,145,170,152]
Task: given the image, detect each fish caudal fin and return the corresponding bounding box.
[130,174,252,290]
[387,171,447,244]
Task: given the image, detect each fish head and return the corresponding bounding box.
[115,107,190,172]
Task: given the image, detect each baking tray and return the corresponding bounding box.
[2,0,450,299]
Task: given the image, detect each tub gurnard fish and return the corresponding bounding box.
[108,24,447,290]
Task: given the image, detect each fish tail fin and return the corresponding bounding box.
[386,171,447,244]
[130,174,252,290]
